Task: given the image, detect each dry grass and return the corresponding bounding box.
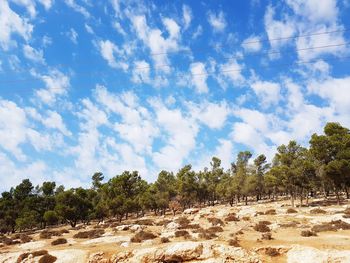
[73,229,104,239]
[179,223,201,230]
[310,208,327,214]
[265,209,276,215]
[130,231,157,242]
[51,238,67,246]
[175,217,190,228]
[225,213,239,222]
[207,226,224,233]
[17,250,48,263]
[208,217,225,226]
[228,237,240,247]
[160,237,170,243]
[254,221,271,232]
[279,221,299,228]
[301,230,317,237]
[311,220,350,232]
[286,208,298,213]
[38,254,57,263]
[156,219,172,226]
[174,230,190,239]
[265,247,280,257]
[261,232,273,240]
[134,219,154,226]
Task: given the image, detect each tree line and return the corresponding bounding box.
[1,122,349,233]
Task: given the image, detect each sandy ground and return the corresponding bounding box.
[1,198,350,262]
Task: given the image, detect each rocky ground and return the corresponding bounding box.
[2,198,350,262]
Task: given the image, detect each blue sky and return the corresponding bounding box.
[0,0,350,191]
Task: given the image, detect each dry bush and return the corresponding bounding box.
[179,223,200,230]
[134,219,154,226]
[12,233,32,243]
[208,217,224,226]
[311,220,350,233]
[261,232,273,240]
[228,237,240,247]
[174,230,190,239]
[160,237,170,243]
[254,222,271,232]
[73,229,104,239]
[287,208,298,213]
[39,230,63,239]
[207,226,224,233]
[301,230,317,237]
[225,213,239,222]
[38,254,57,263]
[265,209,276,215]
[131,231,157,242]
[17,250,48,263]
[310,208,327,214]
[59,229,69,234]
[242,216,250,221]
[279,221,299,228]
[0,235,14,245]
[265,247,280,257]
[256,211,265,216]
[156,219,172,226]
[343,208,350,215]
[259,220,271,225]
[343,215,350,219]
[198,231,217,240]
[175,217,190,228]
[236,230,244,235]
[51,238,67,246]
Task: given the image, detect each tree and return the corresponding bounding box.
[235,151,252,204]
[92,172,104,190]
[176,165,198,210]
[43,210,59,226]
[254,154,269,201]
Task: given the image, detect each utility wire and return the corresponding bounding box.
[1,55,349,95]
[1,42,349,85]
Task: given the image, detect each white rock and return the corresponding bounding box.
[183,208,200,214]
[120,241,130,247]
[164,221,180,230]
[115,225,130,231]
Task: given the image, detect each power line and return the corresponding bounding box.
[150,28,349,56]
[1,55,349,95]
[0,42,348,85]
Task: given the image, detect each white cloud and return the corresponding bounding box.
[23,44,45,64]
[251,80,281,108]
[264,5,296,51]
[242,35,262,52]
[11,0,36,17]
[34,69,70,105]
[190,62,208,93]
[37,0,53,10]
[67,28,78,44]
[182,4,192,30]
[131,15,181,72]
[113,21,126,36]
[286,0,338,23]
[85,23,94,34]
[64,0,90,18]
[208,11,227,32]
[98,39,128,70]
[0,0,33,50]
[217,59,245,87]
[132,60,150,84]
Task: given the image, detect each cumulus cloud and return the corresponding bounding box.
[242,35,262,52]
[208,10,227,32]
[0,1,33,50]
[182,4,192,29]
[250,80,281,108]
[190,62,208,93]
[23,44,45,64]
[64,0,90,18]
[98,39,128,70]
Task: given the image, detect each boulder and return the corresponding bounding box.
[88,252,108,263]
[183,208,200,215]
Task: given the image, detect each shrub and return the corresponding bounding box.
[17,250,48,263]
[254,222,271,232]
[131,231,157,242]
[160,237,170,243]
[261,232,273,240]
[198,231,217,240]
[179,223,201,230]
[174,230,190,239]
[228,237,240,247]
[259,220,271,225]
[39,230,63,239]
[287,208,298,213]
[265,209,276,215]
[38,254,57,263]
[156,219,172,226]
[0,235,14,245]
[265,247,280,257]
[60,229,69,234]
[310,208,327,214]
[279,221,299,228]
[175,217,190,228]
[242,216,250,221]
[343,208,350,215]
[73,229,104,239]
[301,230,317,237]
[225,213,239,222]
[207,226,224,233]
[208,217,224,226]
[256,212,265,216]
[134,219,154,226]
[51,238,67,246]
[43,211,59,226]
[311,220,350,233]
[12,233,32,243]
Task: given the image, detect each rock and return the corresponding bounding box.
[287,245,350,263]
[162,241,203,261]
[237,207,257,218]
[88,252,108,263]
[116,225,130,231]
[130,224,145,232]
[183,208,200,214]
[164,221,180,231]
[120,241,130,247]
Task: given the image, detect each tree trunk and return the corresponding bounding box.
[245,196,248,205]
[336,191,340,205]
[291,193,295,208]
